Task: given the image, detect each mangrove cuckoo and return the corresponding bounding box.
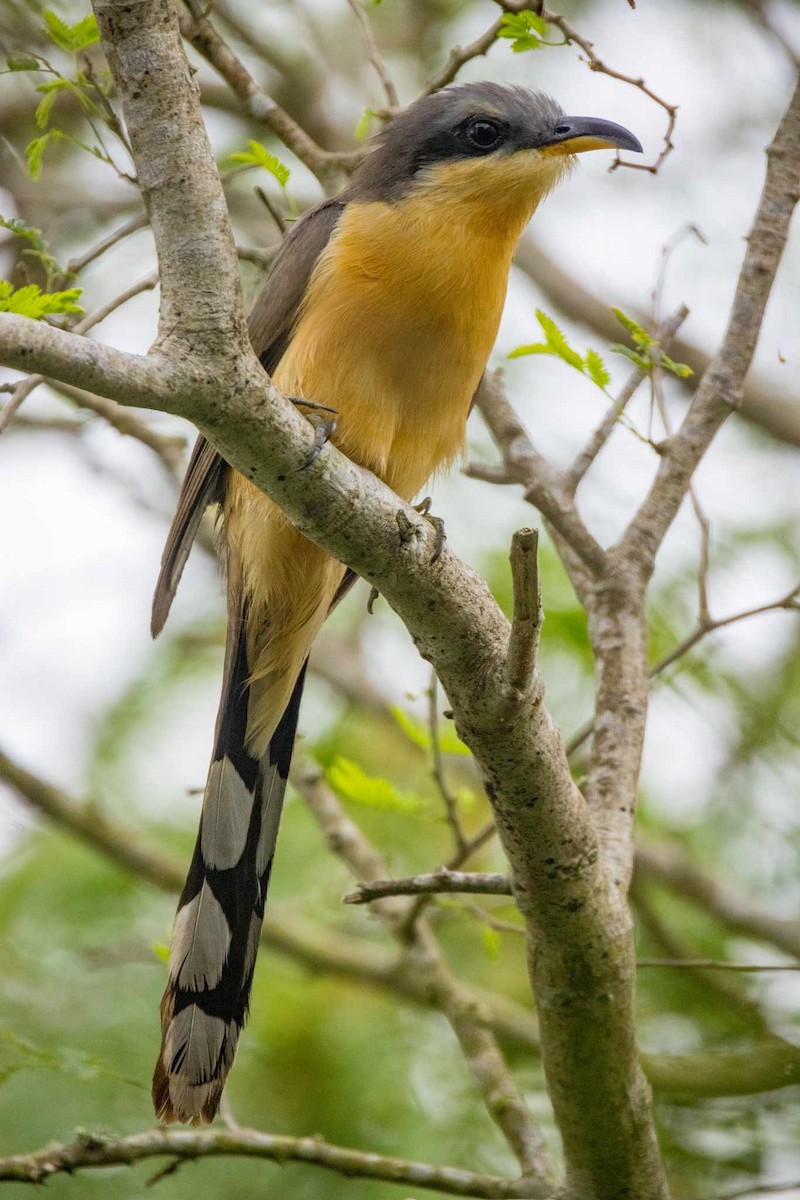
[150,82,641,1124]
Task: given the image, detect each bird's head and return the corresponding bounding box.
[348,83,642,231]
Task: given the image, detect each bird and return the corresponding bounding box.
[150,82,641,1125]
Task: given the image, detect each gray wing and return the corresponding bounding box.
[151,199,345,637]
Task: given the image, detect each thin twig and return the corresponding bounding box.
[427,669,468,854]
[346,869,513,904]
[397,816,498,935]
[178,0,358,191]
[0,1126,540,1196]
[564,585,800,757]
[346,0,399,109]
[636,959,800,972]
[474,369,608,576]
[424,17,505,94]
[254,186,286,237]
[63,211,149,279]
[537,4,678,173]
[566,305,690,492]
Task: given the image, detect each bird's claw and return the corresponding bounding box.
[287,397,338,472]
[395,498,446,563]
[414,496,446,563]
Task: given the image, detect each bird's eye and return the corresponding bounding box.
[464,119,503,151]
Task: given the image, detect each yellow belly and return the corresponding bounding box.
[226,183,531,751]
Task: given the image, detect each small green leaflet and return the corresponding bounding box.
[391,705,471,756]
[510,308,612,389]
[611,308,693,378]
[481,925,503,961]
[327,756,422,813]
[25,130,65,179]
[0,280,83,318]
[497,11,549,52]
[0,217,63,281]
[228,140,290,188]
[585,348,610,388]
[0,216,47,253]
[42,10,99,54]
[611,307,653,349]
[34,77,79,130]
[5,53,41,72]
[354,109,377,142]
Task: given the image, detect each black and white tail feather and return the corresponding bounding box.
[149,196,348,1123]
[152,590,307,1124]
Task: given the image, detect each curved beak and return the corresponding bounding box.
[541,116,643,156]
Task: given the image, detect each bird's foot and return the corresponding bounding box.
[287,396,338,471]
[414,496,446,563]
[395,498,446,564]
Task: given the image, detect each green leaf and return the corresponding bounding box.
[228,139,290,187]
[35,89,59,130]
[68,14,100,51]
[151,941,169,962]
[507,341,551,359]
[391,705,472,756]
[42,10,77,51]
[612,307,654,348]
[658,352,694,379]
[391,705,430,751]
[0,280,83,317]
[42,10,99,53]
[0,217,46,253]
[610,342,651,372]
[354,109,376,142]
[5,53,41,72]
[585,348,611,388]
[25,130,65,179]
[326,757,421,813]
[481,925,502,961]
[497,11,549,52]
[536,308,586,371]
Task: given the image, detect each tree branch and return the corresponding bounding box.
[504,528,543,698]
[0,1127,539,1196]
[346,870,513,904]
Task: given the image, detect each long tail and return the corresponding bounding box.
[152,608,306,1125]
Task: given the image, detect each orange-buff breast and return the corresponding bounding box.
[225,172,545,751]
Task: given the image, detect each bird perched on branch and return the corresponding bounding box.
[150,82,641,1124]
